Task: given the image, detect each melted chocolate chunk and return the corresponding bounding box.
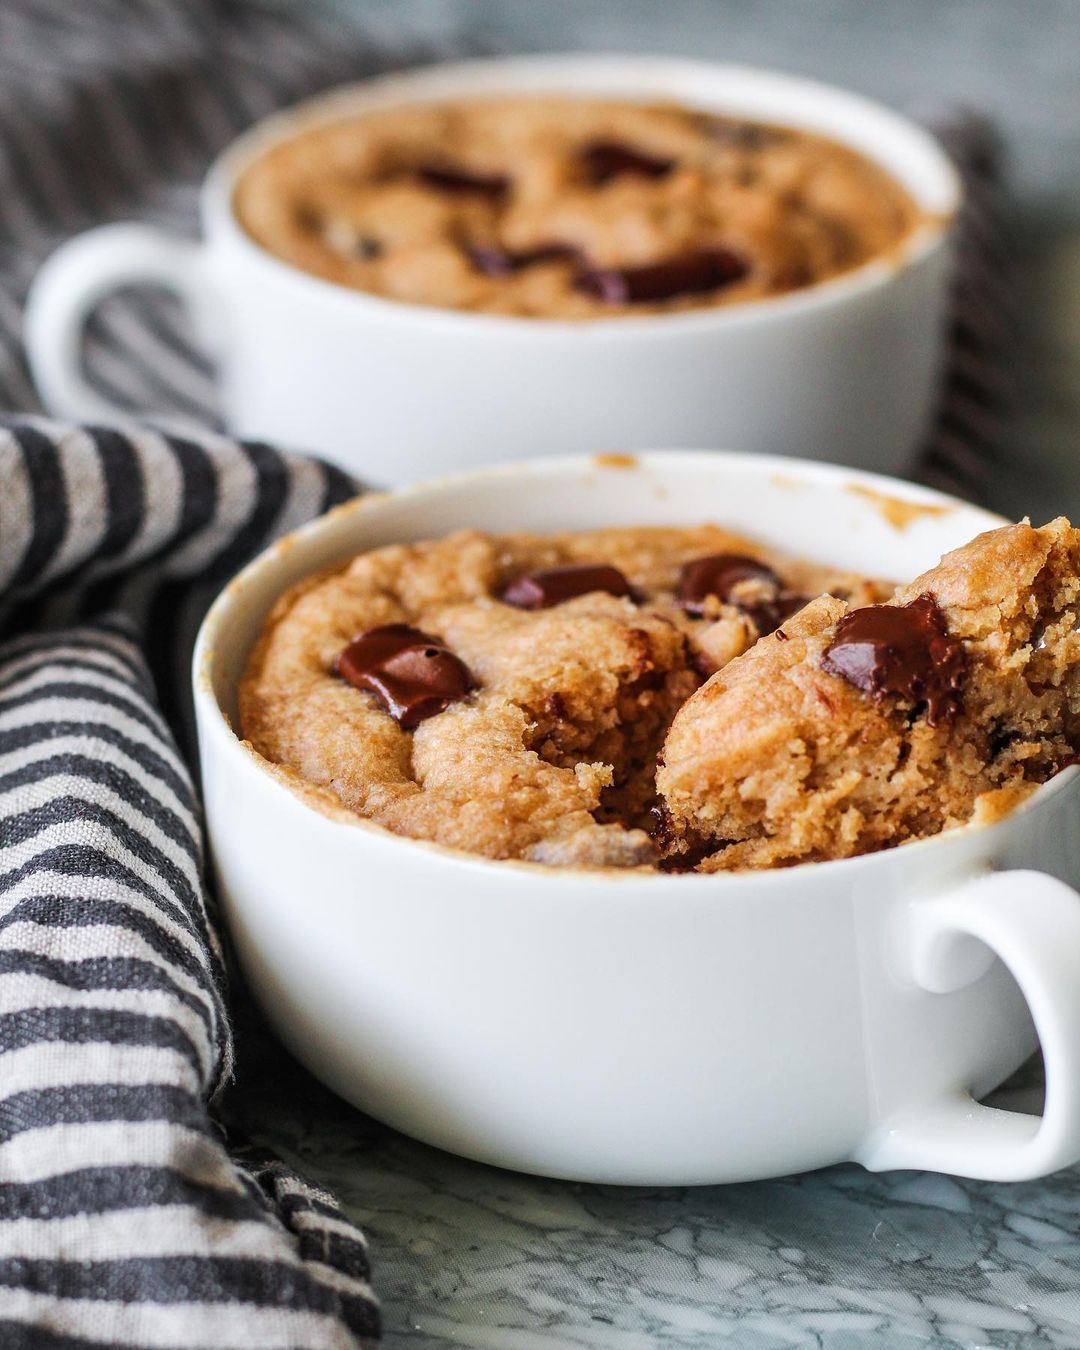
[580,140,675,185]
[648,804,718,873]
[678,554,780,616]
[574,248,747,304]
[501,563,632,610]
[336,623,474,729]
[465,241,578,277]
[416,164,509,198]
[678,553,807,635]
[821,593,966,726]
[748,592,811,637]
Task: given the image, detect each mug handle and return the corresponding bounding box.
[856,869,1080,1181]
[24,223,222,423]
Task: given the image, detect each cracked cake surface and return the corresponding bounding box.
[238,525,882,867]
[233,97,922,317]
[657,519,1080,871]
[241,519,1080,872]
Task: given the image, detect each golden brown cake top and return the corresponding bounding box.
[234,97,922,317]
[238,525,883,867]
[241,519,1080,872]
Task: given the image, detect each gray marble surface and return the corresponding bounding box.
[228,1016,1080,1349]
[252,3,1080,1345]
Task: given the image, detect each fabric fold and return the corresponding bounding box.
[0,424,377,1349]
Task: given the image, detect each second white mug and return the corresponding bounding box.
[25,56,960,485]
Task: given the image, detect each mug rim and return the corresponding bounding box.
[194,449,1078,890]
[201,52,962,339]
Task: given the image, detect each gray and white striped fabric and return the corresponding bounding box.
[0,1,1014,1345]
[0,420,377,1348]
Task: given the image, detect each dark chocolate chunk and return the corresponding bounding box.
[748,592,811,637]
[580,140,675,185]
[678,554,780,616]
[821,593,966,726]
[501,563,632,610]
[678,553,806,635]
[574,248,747,304]
[336,623,474,729]
[648,804,718,873]
[465,241,578,277]
[416,164,509,198]
[355,236,382,259]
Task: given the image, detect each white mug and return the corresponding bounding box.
[194,451,1080,1185]
[26,56,960,486]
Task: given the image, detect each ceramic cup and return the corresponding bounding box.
[193,451,1080,1186]
[26,56,959,485]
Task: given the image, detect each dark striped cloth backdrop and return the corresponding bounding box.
[0,1,1011,1346]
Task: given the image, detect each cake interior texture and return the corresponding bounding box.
[238,519,1080,872]
[658,518,1080,870]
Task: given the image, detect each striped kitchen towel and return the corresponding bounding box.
[0,2,1014,1347]
[0,419,377,1348]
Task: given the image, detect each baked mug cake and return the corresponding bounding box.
[234,96,922,317]
[27,58,960,480]
[198,455,1080,1185]
[239,517,1080,872]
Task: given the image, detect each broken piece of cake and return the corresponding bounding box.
[656,519,1080,871]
